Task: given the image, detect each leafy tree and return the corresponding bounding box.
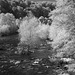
[19,16,49,48]
[49,0,75,58]
[0,0,12,13]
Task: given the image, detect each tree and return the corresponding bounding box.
[19,16,49,48]
[48,0,75,58]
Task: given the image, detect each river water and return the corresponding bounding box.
[0,34,63,75]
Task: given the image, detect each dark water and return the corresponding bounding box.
[0,34,64,75]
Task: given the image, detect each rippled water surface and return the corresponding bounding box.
[0,34,62,75]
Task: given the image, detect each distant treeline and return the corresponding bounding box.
[0,0,56,18]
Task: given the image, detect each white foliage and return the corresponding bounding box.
[19,17,39,44]
[36,24,49,39]
[19,17,49,47]
[0,13,18,36]
[48,0,75,57]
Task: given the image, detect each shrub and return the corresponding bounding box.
[18,16,49,48]
[0,13,18,36]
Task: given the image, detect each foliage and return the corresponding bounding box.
[0,0,56,18]
[48,0,75,58]
[0,0,12,13]
[30,2,55,18]
[0,13,18,36]
[19,16,49,48]
[39,16,52,25]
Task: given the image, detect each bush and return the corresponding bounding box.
[0,13,18,36]
[18,16,49,48]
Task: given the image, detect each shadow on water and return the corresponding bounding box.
[0,34,58,75]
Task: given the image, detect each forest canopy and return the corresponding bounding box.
[0,0,56,18]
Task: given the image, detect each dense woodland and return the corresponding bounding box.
[0,0,55,18]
